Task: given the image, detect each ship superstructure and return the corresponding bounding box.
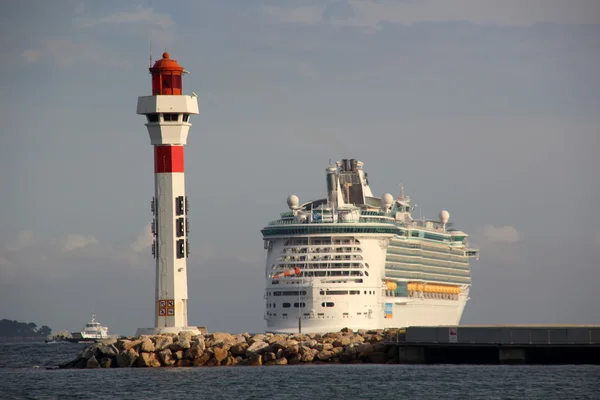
[261,159,479,333]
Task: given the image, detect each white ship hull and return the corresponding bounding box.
[261,159,479,334]
[265,278,469,334]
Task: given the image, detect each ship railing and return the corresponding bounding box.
[267,217,397,226]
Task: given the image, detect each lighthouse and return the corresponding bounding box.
[135,52,201,336]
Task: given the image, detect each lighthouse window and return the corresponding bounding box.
[163,113,179,122]
[176,239,185,259]
[147,113,159,123]
[182,114,190,122]
[176,196,185,216]
[172,74,182,89]
[176,218,185,237]
[163,75,172,88]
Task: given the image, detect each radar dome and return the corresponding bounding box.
[381,193,394,208]
[287,194,299,210]
[439,210,450,224]
[381,193,394,206]
[381,193,394,212]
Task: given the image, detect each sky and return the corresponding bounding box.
[0,0,599,336]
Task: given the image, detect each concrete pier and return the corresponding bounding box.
[389,325,600,365]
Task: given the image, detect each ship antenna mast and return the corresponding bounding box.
[149,40,153,67]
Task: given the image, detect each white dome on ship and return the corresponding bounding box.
[439,209,450,224]
[287,194,299,210]
[381,193,394,206]
[381,193,394,212]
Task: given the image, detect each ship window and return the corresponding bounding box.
[319,290,325,295]
[146,113,159,123]
[273,291,282,296]
[294,302,305,308]
[182,114,190,122]
[349,290,360,295]
[283,303,291,308]
[325,290,348,295]
[321,302,334,307]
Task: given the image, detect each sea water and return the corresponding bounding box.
[1,342,598,399]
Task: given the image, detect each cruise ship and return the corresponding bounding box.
[261,159,479,334]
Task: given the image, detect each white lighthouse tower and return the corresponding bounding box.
[135,52,201,336]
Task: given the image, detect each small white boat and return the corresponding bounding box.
[70,314,109,341]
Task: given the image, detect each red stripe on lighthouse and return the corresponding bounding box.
[154,146,185,173]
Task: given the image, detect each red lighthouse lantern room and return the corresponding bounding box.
[150,52,184,95]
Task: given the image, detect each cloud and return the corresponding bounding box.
[130,223,153,253]
[75,5,173,29]
[21,37,132,70]
[268,0,600,30]
[482,224,523,243]
[263,5,324,25]
[5,231,35,252]
[62,234,99,252]
[22,49,41,63]
[0,226,153,278]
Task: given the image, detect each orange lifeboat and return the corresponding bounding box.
[273,267,301,278]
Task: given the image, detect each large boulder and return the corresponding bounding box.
[97,344,119,358]
[222,356,236,366]
[207,332,238,347]
[283,344,299,358]
[118,339,142,352]
[137,352,161,368]
[301,348,318,362]
[348,335,365,344]
[177,332,194,343]
[248,334,267,345]
[158,349,176,367]
[263,352,277,363]
[184,340,205,359]
[155,336,173,351]
[248,355,262,366]
[333,337,351,347]
[140,339,155,353]
[317,350,336,361]
[267,335,288,344]
[213,347,229,363]
[86,355,100,368]
[339,346,358,363]
[288,354,302,365]
[116,348,139,368]
[246,341,269,357]
[230,342,249,357]
[99,357,112,368]
[193,353,211,366]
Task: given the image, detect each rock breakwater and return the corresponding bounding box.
[59,328,403,368]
